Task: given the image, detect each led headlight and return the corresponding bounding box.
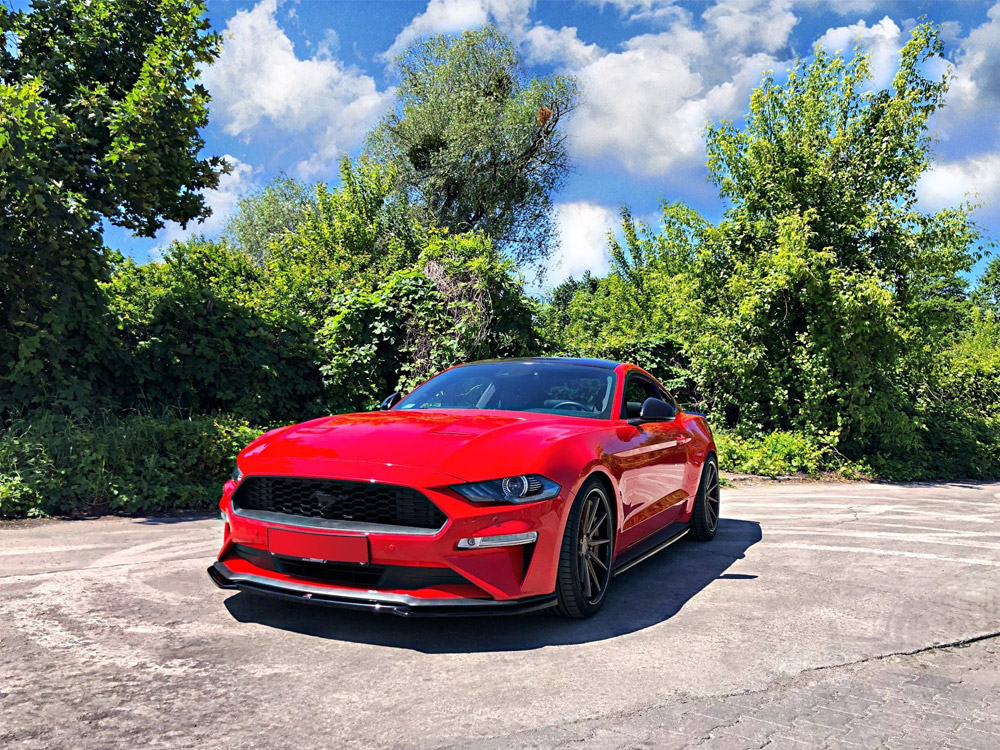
[231,465,243,483]
[452,474,560,504]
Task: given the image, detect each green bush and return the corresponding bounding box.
[715,430,836,477]
[104,239,325,424]
[319,231,537,412]
[0,412,263,518]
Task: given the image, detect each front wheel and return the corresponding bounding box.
[553,478,615,618]
[690,454,720,541]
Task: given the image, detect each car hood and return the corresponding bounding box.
[239,409,603,483]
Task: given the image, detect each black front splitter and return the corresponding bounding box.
[207,562,557,617]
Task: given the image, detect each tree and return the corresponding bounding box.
[224,176,319,262]
[258,158,426,325]
[694,23,981,456]
[973,257,1000,314]
[319,231,537,413]
[546,23,992,476]
[0,0,225,415]
[367,26,577,267]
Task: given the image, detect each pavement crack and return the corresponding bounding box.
[802,629,1000,675]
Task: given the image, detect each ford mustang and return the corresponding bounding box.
[208,357,720,618]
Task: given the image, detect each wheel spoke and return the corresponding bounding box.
[589,538,609,546]
[589,551,608,571]
[586,559,600,595]
[583,496,597,535]
[588,511,607,536]
[580,553,592,597]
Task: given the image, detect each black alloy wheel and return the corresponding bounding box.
[690,454,720,541]
[554,478,615,618]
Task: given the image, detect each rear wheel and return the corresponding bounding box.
[553,478,615,618]
[690,454,720,541]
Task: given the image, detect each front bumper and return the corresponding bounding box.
[208,561,557,617]
[213,463,574,612]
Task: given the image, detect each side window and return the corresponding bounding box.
[620,375,659,419]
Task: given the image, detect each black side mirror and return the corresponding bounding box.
[379,392,401,410]
[628,397,676,424]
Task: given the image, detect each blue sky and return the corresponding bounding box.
[96,0,1000,285]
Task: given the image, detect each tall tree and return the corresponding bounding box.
[367,25,577,267]
[0,0,225,414]
[693,22,982,456]
[224,176,319,263]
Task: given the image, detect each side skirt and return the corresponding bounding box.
[612,522,689,575]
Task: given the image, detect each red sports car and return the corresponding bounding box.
[209,358,720,618]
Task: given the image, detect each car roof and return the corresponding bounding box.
[458,356,622,371]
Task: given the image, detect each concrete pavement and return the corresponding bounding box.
[1,481,998,748]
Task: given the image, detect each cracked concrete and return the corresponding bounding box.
[1,481,999,748]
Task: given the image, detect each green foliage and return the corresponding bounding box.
[104,239,324,423]
[541,24,998,479]
[0,412,262,518]
[224,176,320,262]
[257,158,426,325]
[972,257,1000,313]
[538,204,705,401]
[368,25,577,266]
[715,430,835,477]
[319,231,537,412]
[1,0,225,416]
[697,24,979,449]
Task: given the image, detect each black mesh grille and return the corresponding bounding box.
[275,557,385,587]
[232,477,446,530]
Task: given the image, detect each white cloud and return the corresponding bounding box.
[205,0,392,174]
[702,0,797,54]
[380,0,600,72]
[546,201,619,283]
[157,156,255,247]
[917,152,1000,212]
[568,24,774,175]
[949,3,1000,114]
[380,0,532,61]
[815,15,904,88]
[522,24,604,68]
[316,29,340,58]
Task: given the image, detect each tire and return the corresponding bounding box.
[553,477,615,618]
[690,453,720,541]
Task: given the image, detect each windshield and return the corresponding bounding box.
[396,362,617,419]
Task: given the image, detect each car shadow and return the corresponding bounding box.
[222,518,762,653]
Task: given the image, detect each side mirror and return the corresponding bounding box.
[379,392,402,410]
[628,397,676,424]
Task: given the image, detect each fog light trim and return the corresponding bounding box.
[457,531,538,549]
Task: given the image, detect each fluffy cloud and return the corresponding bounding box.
[568,28,774,175]
[949,3,1000,114]
[204,0,391,175]
[546,201,619,284]
[917,152,1000,212]
[702,0,797,54]
[815,16,904,88]
[156,156,255,248]
[522,24,604,68]
[379,0,532,61]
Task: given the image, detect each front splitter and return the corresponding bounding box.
[208,562,557,617]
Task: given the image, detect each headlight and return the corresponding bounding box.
[452,474,560,504]
[232,465,243,483]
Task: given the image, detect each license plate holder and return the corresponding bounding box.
[267,528,369,564]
